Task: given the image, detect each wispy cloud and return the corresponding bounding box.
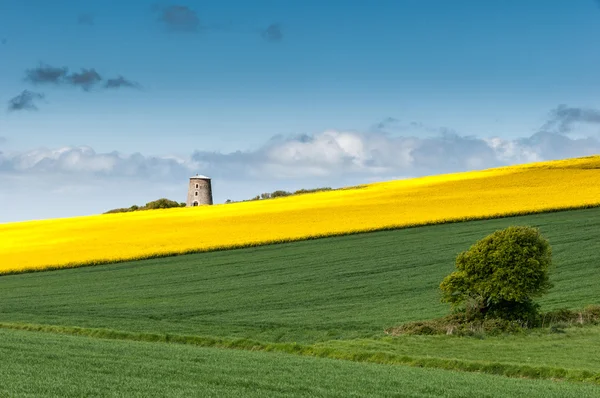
[66,68,103,91]
[23,63,139,93]
[370,117,449,136]
[157,5,200,32]
[25,64,69,85]
[105,76,142,89]
[261,23,283,42]
[7,90,45,112]
[374,117,399,131]
[541,104,600,134]
[0,146,193,180]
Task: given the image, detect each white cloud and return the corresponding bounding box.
[190,129,600,180]
[2,129,600,182]
[2,127,600,222]
[0,145,196,180]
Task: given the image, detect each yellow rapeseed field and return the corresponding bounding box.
[2,155,600,274]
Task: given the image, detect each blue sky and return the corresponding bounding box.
[2,0,600,222]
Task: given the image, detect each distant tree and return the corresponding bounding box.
[294,187,332,195]
[103,198,182,214]
[225,199,232,204]
[270,190,291,198]
[103,207,130,214]
[233,186,335,202]
[439,226,553,322]
[143,198,182,209]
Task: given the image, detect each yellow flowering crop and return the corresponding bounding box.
[2,155,600,274]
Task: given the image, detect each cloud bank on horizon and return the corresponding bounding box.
[1,129,597,182]
[2,104,599,182]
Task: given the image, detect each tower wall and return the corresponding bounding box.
[186,177,213,206]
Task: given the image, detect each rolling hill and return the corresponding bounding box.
[2,155,600,274]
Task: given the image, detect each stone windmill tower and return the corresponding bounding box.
[186,174,213,206]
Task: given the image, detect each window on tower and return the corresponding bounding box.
[195,183,199,188]
[195,192,198,196]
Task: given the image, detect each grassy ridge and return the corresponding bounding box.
[318,327,600,373]
[1,207,599,344]
[2,321,600,386]
[1,327,599,397]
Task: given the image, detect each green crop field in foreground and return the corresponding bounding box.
[2,207,600,395]
[1,207,599,343]
[1,328,599,398]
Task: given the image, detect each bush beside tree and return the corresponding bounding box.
[104,198,186,214]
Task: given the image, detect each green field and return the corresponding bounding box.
[1,328,599,398]
[319,327,600,373]
[2,207,600,395]
[1,207,599,342]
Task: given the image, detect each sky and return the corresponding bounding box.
[2,0,600,223]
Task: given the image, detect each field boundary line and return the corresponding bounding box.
[3,203,600,277]
[1,321,599,385]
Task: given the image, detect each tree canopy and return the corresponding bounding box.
[104,198,185,214]
[439,226,553,321]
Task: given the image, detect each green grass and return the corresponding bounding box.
[1,207,599,343]
[318,326,600,373]
[2,321,599,385]
[1,327,599,398]
[2,207,600,394]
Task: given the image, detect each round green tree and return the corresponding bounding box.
[439,226,553,322]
